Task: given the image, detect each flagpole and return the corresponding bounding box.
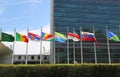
[40,27,42,64]
[80,26,83,64]
[53,27,56,64]
[67,27,69,64]
[93,26,97,64]
[11,28,16,64]
[73,41,75,64]
[43,47,45,64]
[106,26,111,64]
[25,28,29,64]
[53,36,55,64]
[73,28,76,64]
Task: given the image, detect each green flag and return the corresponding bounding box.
[108,31,120,42]
[2,32,14,42]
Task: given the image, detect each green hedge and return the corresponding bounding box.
[0,64,119,77]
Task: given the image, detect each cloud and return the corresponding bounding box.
[2,24,51,55]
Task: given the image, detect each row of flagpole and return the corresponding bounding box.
[64,26,96,64]
[0,27,44,64]
[0,26,112,64]
[53,26,118,64]
[1,26,120,64]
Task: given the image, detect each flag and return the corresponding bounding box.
[1,32,14,42]
[55,32,67,43]
[81,32,96,42]
[41,32,54,41]
[16,32,28,43]
[108,31,120,42]
[28,32,41,41]
[68,31,80,41]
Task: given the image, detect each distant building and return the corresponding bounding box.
[13,55,50,64]
[51,0,120,64]
[0,42,50,64]
[0,42,12,64]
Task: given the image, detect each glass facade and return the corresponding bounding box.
[51,0,120,63]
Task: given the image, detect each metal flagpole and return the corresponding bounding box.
[106,26,111,64]
[53,27,56,64]
[73,28,76,64]
[73,41,75,64]
[80,26,83,64]
[40,27,42,64]
[43,47,45,64]
[11,28,16,64]
[93,26,97,64]
[53,37,55,64]
[67,27,69,64]
[57,48,59,63]
[25,28,29,64]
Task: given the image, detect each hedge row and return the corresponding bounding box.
[0,64,120,77]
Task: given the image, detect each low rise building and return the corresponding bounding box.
[13,54,50,64]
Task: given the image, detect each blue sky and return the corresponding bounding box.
[0,0,50,32]
[0,0,50,54]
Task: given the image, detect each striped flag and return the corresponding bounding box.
[68,31,80,41]
[55,32,67,43]
[28,32,41,41]
[41,32,54,41]
[16,32,28,43]
[81,32,96,42]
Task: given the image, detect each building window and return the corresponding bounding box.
[31,56,34,60]
[24,56,26,59]
[44,56,47,60]
[114,59,118,63]
[18,56,21,60]
[38,56,40,60]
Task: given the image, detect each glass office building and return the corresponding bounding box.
[51,0,120,64]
